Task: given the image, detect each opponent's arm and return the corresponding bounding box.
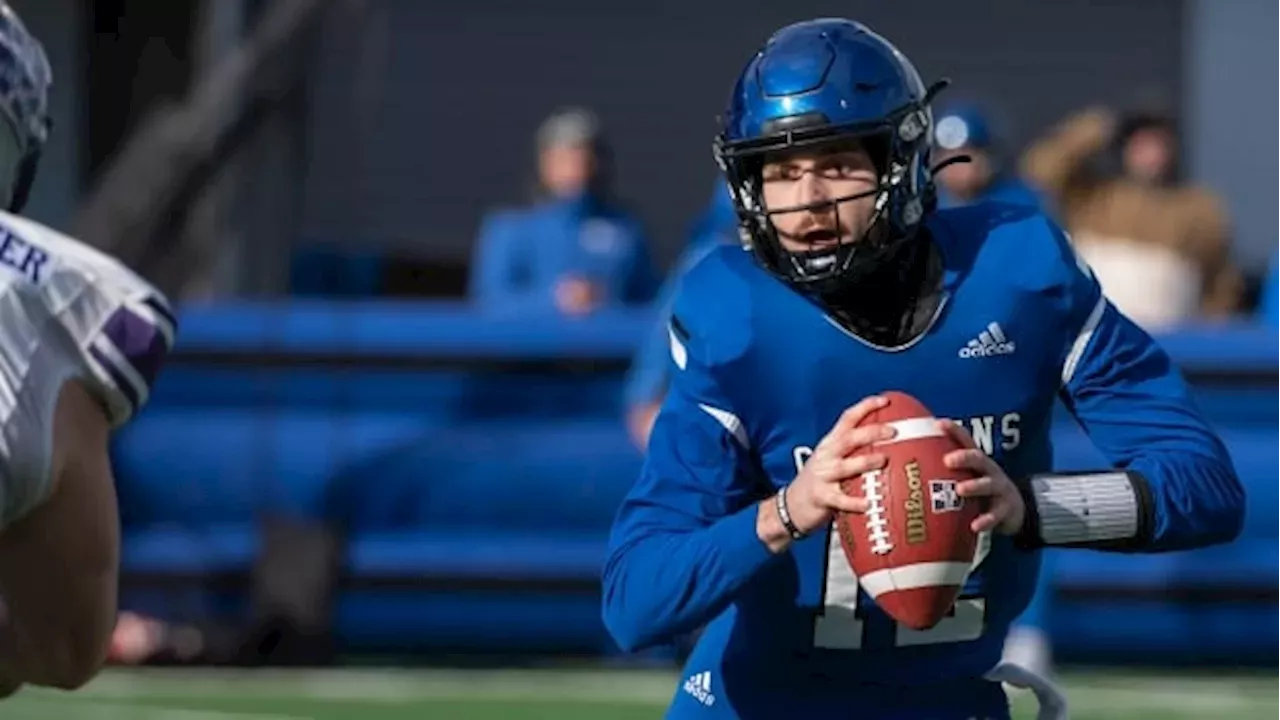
[1017,226,1245,552]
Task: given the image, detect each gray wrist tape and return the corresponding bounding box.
[1028,471,1146,548]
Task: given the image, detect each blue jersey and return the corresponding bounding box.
[602,203,1241,719]
[470,195,657,312]
[624,233,732,410]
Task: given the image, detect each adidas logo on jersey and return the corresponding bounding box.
[958,322,1016,358]
[682,670,716,706]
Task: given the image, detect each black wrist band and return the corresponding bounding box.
[775,486,806,541]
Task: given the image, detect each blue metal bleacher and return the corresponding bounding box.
[111,302,1278,665]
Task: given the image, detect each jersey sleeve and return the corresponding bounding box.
[83,291,177,427]
[1048,220,1245,551]
[622,244,722,409]
[602,307,776,652]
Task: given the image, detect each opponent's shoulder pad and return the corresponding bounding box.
[666,244,756,371]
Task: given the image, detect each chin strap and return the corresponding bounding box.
[932,153,972,175]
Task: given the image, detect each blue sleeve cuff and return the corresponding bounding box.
[708,501,776,584]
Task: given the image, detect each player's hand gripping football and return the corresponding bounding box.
[939,421,1027,535]
[758,395,894,553]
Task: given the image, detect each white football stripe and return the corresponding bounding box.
[1061,296,1106,386]
[698,404,749,449]
[859,561,971,598]
[876,417,943,445]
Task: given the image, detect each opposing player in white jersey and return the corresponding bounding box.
[0,3,176,696]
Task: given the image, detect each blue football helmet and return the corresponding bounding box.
[714,19,946,291]
[0,2,50,212]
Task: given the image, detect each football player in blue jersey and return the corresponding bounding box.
[601,18,1244,720]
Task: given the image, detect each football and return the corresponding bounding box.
[835,391,981,630]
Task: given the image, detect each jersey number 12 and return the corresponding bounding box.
[813,525,990,649]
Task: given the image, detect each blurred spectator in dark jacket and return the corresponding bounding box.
[470,108,656,316]
[624,182,738,449]
[932,104,1041,210]
[1022,107,1241,330]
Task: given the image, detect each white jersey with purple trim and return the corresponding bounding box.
[0,210,175,524]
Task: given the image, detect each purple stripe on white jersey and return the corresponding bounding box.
[140,294,178,333]
[100,304,172,391]
[88,343,139,415]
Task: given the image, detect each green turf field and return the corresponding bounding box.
[1,667,1274,719]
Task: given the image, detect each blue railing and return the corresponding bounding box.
[115,302,1278,665]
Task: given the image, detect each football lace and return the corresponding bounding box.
[862,470,894,555]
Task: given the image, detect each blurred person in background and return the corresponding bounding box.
[932,104,1040,210]
[0,3,177,697]
[625,182,738,449]
[470,107,656,316]
[1021,107,1241,330]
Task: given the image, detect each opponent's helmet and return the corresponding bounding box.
[714,19,945,291]
[0,2,50,212]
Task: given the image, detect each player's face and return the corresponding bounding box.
[760,142,880,253]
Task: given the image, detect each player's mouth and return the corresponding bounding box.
[800,228,842,249]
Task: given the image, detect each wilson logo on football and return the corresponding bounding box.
[903,460,927,545]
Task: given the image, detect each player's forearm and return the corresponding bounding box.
[755,492,795,553]
[1052,299,1247,553]
[1129,452,1244,551]
[1015,454,1244,552]
[601,504,776,652]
